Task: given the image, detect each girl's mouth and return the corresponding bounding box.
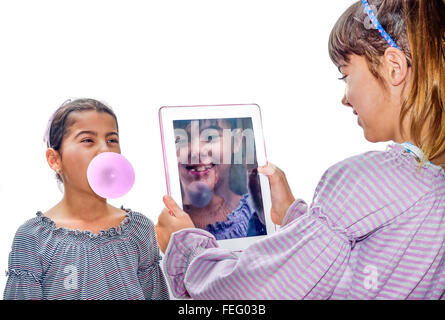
[185,163,216,176]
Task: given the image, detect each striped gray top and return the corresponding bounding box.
[163,143,445,299]
[4,208,169,300]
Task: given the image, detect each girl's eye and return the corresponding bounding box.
[338,75,348,82]
[175,136,188,145]
[81,138,119,144]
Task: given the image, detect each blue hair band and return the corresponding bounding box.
[361,0,400,50]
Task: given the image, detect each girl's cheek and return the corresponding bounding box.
[345,81,358,107]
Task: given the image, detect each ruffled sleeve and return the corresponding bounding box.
[280,165,330,227]
[163,228,219,298]
[3,223,43,300]
[281,199,308,226]
[137,260,169,300]
[131,213,170,300]
[164,211,353,299]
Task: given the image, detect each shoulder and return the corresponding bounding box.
[126,209,157,248]
[119,205,155,232]
[324,145,398,182]
[316,144,433,201]
[125,209,162,268]
[11,213,53,250]
[6,213,54,275]
[238,194,255,216]
[310,144,444,236]
[129,210,156,232]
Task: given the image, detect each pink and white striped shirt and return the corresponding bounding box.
[163,144,445,299]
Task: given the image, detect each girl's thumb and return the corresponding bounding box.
[163,195,183,216]
[258,162,277,176]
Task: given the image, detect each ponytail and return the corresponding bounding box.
[400,0,445,163]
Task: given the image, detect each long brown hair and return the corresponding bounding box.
[328,0,445,164]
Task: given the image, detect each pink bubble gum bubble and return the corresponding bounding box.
[187,181,212,208]
[87,152,135,199]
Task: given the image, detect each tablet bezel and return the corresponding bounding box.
[159,104,274,250]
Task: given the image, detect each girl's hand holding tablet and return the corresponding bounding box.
[156,195,195,253]
[257,163,295,226]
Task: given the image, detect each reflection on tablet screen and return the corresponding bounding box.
[173,117,267,240]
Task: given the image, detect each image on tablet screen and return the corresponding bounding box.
[173,117,267,240]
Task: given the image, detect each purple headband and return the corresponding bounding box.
[361,0,400,49]
[43,99,72,148]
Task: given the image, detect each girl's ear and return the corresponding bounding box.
[46,148,61,172]
[383,47,409,86]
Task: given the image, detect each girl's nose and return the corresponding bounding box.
[97,140,114,154]
[341,92,352,108]
[200,140,214,163]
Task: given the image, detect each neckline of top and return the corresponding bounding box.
[35,206,133,239]
[205,193,251,231]
[388,143,445,178]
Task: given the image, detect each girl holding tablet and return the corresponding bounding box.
[156,0,445,299]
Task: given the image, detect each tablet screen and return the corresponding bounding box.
[173,117,267,240]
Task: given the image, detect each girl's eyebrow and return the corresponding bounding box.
[202,125,223,131]
[74,130,119,139]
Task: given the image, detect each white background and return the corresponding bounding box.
[0,0,387,296]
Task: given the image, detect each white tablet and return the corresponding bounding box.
[159,104,275,251]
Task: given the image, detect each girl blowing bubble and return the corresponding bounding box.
[4,99,169,300]
[156,0,445,299]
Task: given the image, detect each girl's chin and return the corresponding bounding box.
[363,130,385,143]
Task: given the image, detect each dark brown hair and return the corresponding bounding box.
[329,0,445,164]
[47,98,119,182]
